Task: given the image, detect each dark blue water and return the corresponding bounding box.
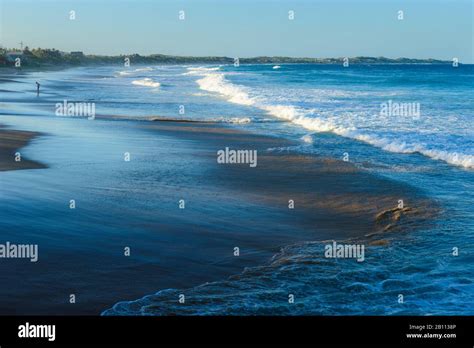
[105,64,474,315]
[1,64,473,315]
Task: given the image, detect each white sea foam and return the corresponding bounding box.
[196,73,254,106]
[301,134,314,144]
[183,66,221,76]
[131,78,161,88]
[221,117,251,124]
[273,113,474,169]
[354,134,474,169]
[189,68,473,169]
[117,67,154,76]
[134,67,154,72]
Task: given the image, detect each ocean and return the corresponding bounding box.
[0,63,473,315]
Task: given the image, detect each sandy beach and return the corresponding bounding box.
[142,120,434,240]
[1,63,471,316]
[1,1,473,344]
[0,115,435,314]
[0,125,46,171]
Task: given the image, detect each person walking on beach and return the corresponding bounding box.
[36,81,40,96]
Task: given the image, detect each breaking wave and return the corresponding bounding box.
[187,67,474,169]
[103,218,472,316]
[117,67,154,76]
[131,78,161,88]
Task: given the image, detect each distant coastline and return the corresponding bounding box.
[0,47,453,68]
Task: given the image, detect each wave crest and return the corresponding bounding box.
[131,78,161,88]
[189,68,473,169]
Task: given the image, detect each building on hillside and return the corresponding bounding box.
[70,51,84,58]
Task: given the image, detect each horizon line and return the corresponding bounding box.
[1,47,459,63]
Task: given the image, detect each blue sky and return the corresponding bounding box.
[1,0,472,62]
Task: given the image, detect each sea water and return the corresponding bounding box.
[1,64,473,314]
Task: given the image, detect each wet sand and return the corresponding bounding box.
[0,118,435,315]
[0,125,46,171]
[141,120,435,241]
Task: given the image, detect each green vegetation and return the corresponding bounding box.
[0,47,451,68]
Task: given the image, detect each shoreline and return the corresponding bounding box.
[103,119,439,315]
[0,125,47,171]
[0,63,443,314]
[0,116,435,238]
[0,117,437,315]
[140,120,437,237]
